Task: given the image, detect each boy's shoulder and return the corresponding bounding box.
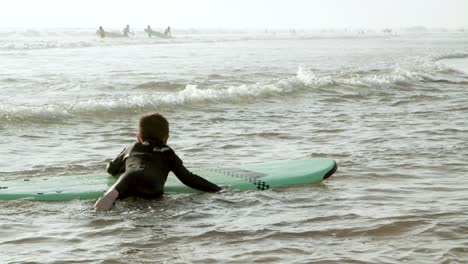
[135,141,174,154]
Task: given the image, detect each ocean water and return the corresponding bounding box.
[1,28,467,263]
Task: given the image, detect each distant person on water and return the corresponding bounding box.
[94,112,222,210]
[122,25,130,37]
[164,26,171,36]
[146,25,153,37]
[97,26,105,38]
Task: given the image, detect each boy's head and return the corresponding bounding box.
[138,112,169,143]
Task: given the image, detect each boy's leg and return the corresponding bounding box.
[94,170,135,211]
[94,189,119,211]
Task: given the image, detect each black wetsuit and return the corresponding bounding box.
[107,139,221,199]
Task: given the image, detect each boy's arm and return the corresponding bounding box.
[170,151,221,192]
[106,147,128,177]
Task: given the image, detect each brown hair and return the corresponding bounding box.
[138,112,169,142]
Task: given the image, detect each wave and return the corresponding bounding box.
[0,75,310,124]
[0,33,176,51]
[297,62,441,89]
[0,38,161,51]
[333,53,468,88]
[421,77,468,85]
[433,51,468,75]
[134,81,185,91]
[0,105,73,124]
[1,57,463,125]
[0,40,96,51]
[434,52,468,61]
[338,68,425,88]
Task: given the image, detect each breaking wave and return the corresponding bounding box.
[1,56,464,125]
[434,52,468,61]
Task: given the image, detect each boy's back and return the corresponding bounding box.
[94,112,221,210]
[107,139,220,199]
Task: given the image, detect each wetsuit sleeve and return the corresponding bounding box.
[106,147,128,177]
[170,151,221,192]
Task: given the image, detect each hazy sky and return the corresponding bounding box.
[1,0,467,29]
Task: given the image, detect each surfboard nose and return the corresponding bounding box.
[323,161,337,180]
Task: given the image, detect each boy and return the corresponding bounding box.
[94,112,221,210]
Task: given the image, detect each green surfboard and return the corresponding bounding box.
[0,158,337,201]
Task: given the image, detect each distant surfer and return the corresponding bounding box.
[164,26,171,36]
[145,25,172,38]
[97,26,106,38]
[122,25,131,37]
[94,112,222,210]
[145,25,153,37]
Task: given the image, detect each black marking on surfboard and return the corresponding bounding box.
[323,161,337,180]
[0,186,8,189]
[253,180,269,190]
[215,167,270,190]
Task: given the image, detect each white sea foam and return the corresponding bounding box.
[0,58,459,125]
[434,52,468,61]
[1,47,465,127]
[296,66,335,86]
[339,67,425,88]
[0,104,72,124]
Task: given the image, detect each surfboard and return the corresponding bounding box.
[0,158,337,201]
[144,29,173,38]
[95,31,127,38]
